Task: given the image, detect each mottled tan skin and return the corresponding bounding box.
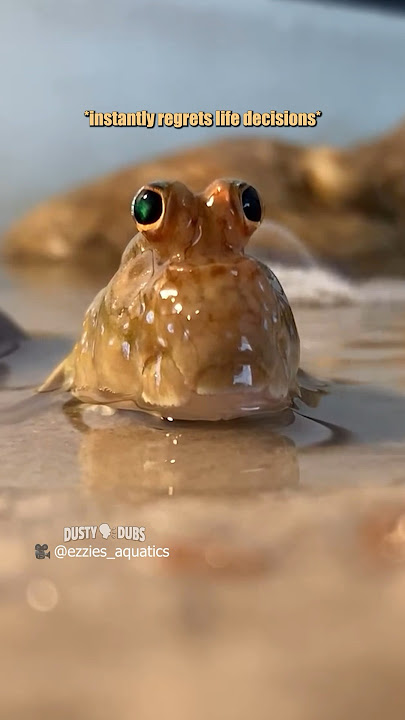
[39,179,300,421]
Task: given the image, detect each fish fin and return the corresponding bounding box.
[37,357,73,393]
[296,368,329,409]
[297,368,329,392]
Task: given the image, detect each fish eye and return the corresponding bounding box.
[240,185,262,223]
[131,187,164,225]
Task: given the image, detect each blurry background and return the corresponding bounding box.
[1,0,405,233]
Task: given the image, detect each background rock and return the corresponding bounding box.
[3,121,405,277]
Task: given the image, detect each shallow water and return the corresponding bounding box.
[1,259,405,719]
[2,263,405,490]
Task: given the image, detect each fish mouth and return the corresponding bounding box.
[135,386,293,422]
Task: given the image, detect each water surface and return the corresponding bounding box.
[1,259,405,720]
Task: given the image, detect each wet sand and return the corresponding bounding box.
[1,261,405,719]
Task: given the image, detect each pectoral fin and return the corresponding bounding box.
[296,368,329,408]
[37,356,73,393]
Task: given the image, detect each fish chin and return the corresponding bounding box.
[135,387,293,422]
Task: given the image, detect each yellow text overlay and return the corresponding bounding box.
[83,109,323,128]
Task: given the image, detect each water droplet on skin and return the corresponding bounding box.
[239,336,252,351]
[160,288,178,300]
[233,365,253,387]
[154,355,162,385]
[121,340,131,360]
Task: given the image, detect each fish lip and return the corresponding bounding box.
[135,387,293,422]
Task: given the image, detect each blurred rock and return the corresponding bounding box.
[3,119,405,277]
[0,310,27,361]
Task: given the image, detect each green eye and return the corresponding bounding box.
[131,188,163,225]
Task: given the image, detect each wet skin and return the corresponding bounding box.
[38,179,300,421]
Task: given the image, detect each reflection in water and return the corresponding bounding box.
[68,404,301,501]
[2,325,405,503]
[67,380,405,504]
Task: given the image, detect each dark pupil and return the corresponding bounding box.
[241,186,262,222]
[132,189,163,225]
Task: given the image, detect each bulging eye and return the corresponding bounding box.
[241,185,262,223]
[131,188,163,225]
